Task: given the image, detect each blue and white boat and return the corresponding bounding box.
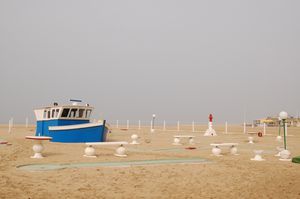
[34,100,108,143]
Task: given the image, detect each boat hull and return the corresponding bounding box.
[47,122,108,143]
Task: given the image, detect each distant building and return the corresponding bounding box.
[253,116,300,127]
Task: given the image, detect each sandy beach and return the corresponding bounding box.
[0,124,299,199]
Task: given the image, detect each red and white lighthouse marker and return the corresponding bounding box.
[204,114,217,136]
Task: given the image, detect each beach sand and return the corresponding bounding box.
[0,124,300,199]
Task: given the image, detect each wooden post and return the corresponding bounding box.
[225,122,228,134]
[177,121,180,132]
[116,120,119,128]
[263,123,266,135]
[163,120,166,131]
[126,120,129,129]
[243,122,246,134]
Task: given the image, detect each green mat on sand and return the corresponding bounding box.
[292,156,300,164]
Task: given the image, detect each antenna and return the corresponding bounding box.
[70,99,82,106]
[70,99,82,102]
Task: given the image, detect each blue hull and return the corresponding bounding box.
[49,125,108,143]
[36,119,89,137]
[36,119,107,143]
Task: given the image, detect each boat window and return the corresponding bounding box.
[78,109,85,118]
[61,108,70,117]
[43,110,47,118]
[52,109,55,118]
[86,109,92,118]
[47,111,51,118]
[69,109,78,118]
[55,109,60,117]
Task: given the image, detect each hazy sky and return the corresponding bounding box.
[0,0,299,124]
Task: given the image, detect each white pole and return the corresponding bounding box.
[127,120,129,129]
[285,123,288,136]
[10,117,14,133]
[163,120,166,131]
[8,119,12,133]
[192,121,195,132]
[25,117,29,128]
[263,123,266,135]
[138,120,141,130]
[177,121,180,132]
[150,120,153,130]
[116,120,119,128]
[243,122,246,134]
[225,121,228,134]
[11,117,14,128]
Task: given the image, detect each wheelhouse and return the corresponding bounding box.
[34,105,93,121]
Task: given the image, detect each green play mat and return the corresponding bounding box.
[292,156,300,164]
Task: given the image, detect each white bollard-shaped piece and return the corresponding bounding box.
[275,146,284,157]
[276,136,282,142]
[31,143,44,159]
[130,134,139,145]
[189,137,195,145]
[230,146,238,155]
[212,146,222,156]
[279,149,291,161]
[248,137,254,144]
[173,137,181,145]
[84,145,96,158]
[251,150,265,161]
[26,136,52,159]
[114,145,127,157]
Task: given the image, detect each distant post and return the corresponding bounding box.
[225,122,228,134]
[25,117,29,128]
[263,123,266,135]
[177,121,180,132]
[278,111,291,161]
[151,114,156,132]
[8,119,12,133]
[163,120,166,131]
[126,120,129,129]
[116,120,119,129]
[243,122,246,134]
[192,121,195,132]
[138,120,141,130]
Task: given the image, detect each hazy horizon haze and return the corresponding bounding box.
[1,0,299,124]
